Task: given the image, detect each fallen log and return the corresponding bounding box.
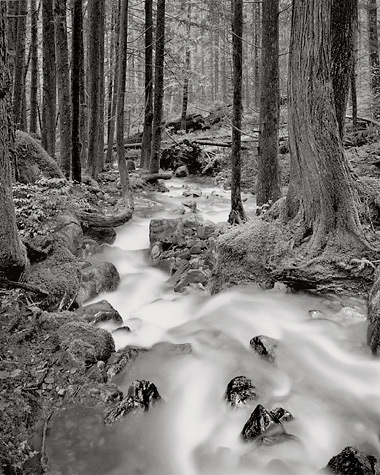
[346,115,380,128]
[141,172,172,182]
[193,139,250,150]
[104,142,142,151]
[78,200,134,229]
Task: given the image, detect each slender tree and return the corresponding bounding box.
[42,0,56,157]
[12,0,27,130]
[256,0,281,207]
[98,0,106,172]
[150,0,166,174]
[54,0,72,178]
[0,1,27,280]
[140,0,153,170]
[368,0,380,119]
[72,0,83,182]
[180,2,192,132]
[228,0,246,224]
[29,0,39,134]
[287,0,364,252]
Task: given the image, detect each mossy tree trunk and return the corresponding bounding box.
[0,2,27,280]
[287,0,364,253]
[368,0,380,119]
[12,0,27,131]
[229,0,246,224]
[256,0,281,208]
[29,0,39,135]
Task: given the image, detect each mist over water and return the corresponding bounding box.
[47,179,380,475]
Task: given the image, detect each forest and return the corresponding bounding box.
[2,0,380,474]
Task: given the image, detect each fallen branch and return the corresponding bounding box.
[193,139,250,150]
[346,115,380,128]
[0,277,49,297]
[141,172,172,183]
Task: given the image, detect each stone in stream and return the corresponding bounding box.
[225,376,258,408]
[103,380,161,425]
[75,299,123,325]
[326,446,380,475]
[249,335,277,362]
[182,186,202,198]
[106,347,144,380]
[175,165,189,177]
[241,404,295,446]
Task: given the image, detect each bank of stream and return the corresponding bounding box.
[46,178,380,475]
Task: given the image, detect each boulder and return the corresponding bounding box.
[182,186,202,198]
[225,376,257,408]
[77,262,120,305]
[54,214,83,255]
[249,335,277,362]
[106,347,143,380]
[175,165,189,178]
[83,226,117,245]
[103,380,161,425]
[76,383,123,407]
[126,159,136,171]
[76,300,123,325]
[326,446,380,475]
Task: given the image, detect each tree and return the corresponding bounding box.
[367,0,380,119]
[331,0,358,138]
[54,0,72,178]
[12,0,27,130]
[287,0,364,253]
[180,2,192,132]
[42,0,57,157]
[149,0,166,174]
[72,0,83,182]
[256,0,281,207]
[29,0,39,135]
[228,0,246,224]
[0,2,27,280]
[140,0,153,170]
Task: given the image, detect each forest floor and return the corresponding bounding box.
[2,122,380,474]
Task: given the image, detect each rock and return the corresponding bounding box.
[225,376,257,408]
[83,226,117,245]
[337,307,366,324]
[151,342,193,355]
[77,262,120,305]
[174,268,210,292]
[241,404,294,446]
[126,159,136,171]
[270,407,294,423]
[75,300,123,325]
[309,309,325,319]
[250,335,277,362]
[174,165,189,177]
[103,380,161,425]
[149,218,180,245]
[182,186,202,198]
[77,383,123,407]
[55,214,83,255]
[106,347,142,380]
[150,242,163,263]
[197,220,216,239]
[190,241,203,254]
[326,446,380,475]
[112,326,131,336]
[182,200,197,212]
[58,321,115,365]
[80,238,101,258]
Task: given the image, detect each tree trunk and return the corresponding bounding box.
[229,0,246,224]
[98,0,106,172]
[287,0,364,253]
[42,0,56,157]
[256,0,281,207]
[87,0,102,179]
[54,0,72,178]
[180,3,192,133]
[79,4,87,168]
[149,0,166,174]
[71,0,82,182]
[0,2,27,280]
[140,0,153,170]
[331,0,358,138]
[116,0,133,199]
[253,1,261,108]
[12,0,27,130]
[29,0,39,134]
[368,0,380,119]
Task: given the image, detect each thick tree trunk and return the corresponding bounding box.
[98,0,105,172]
[256,0,281,207]
[229,0,246,224]
[0,3,27,280]
[71,0,82,182]
[116,0,133,199]
[253,1,261,109]
[331,0,358,138]
[140,0,153,170]
[29,0,39,134]
[287,0,363,253]
[79,7,87,168]
[12,0,27,130]
[149,0,166,174]
[42,0,56,157]
[368,0,380,119]
[54,0,72,178]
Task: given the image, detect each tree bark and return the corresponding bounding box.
[42,0,56,157]
[256,0,281,207]
[331,0,358,138]
[29,0,39,134]
[71,0,82,182]
[180,3,192,133]
[98,0,106,172]
[253,1,261,108]
[229,0,246,224]
[287,0,364,253]
[54,0,72,178]
[12,0,27,130]
[149,0,166,174]
[0,2,27,280]
[368,0,380,119]
[140,0,153,170]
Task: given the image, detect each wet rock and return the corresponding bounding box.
[76,300,122,325]
[197,220,216,239]
[326,446,380,475]
[150,242,163,263]
[80,238,101,258]
[150,218,180,245]
[83,226,116,245]
[151,342,193,355]
[182,186,202,198]
[309,309,325,319]
[190,241,203,254]
[174,268,210,292]
[337,307,366,324]
[225,376,257,408]
[270,407,294,423]
[77,383,123,407]
[112,326,131,337]
[103,380,161,425]
[106,347,143,380]
[175,165,189,177]
[55,214,83,255]
[183,200,197,212]
[249,335,277,362]
[77,262,120,305]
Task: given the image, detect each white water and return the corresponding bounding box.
[47,178,380,475]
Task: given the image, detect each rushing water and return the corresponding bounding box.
[47,178,380,475]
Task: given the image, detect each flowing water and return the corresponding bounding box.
[47,178,380,475]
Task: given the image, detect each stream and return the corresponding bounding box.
[47,178,380,475]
